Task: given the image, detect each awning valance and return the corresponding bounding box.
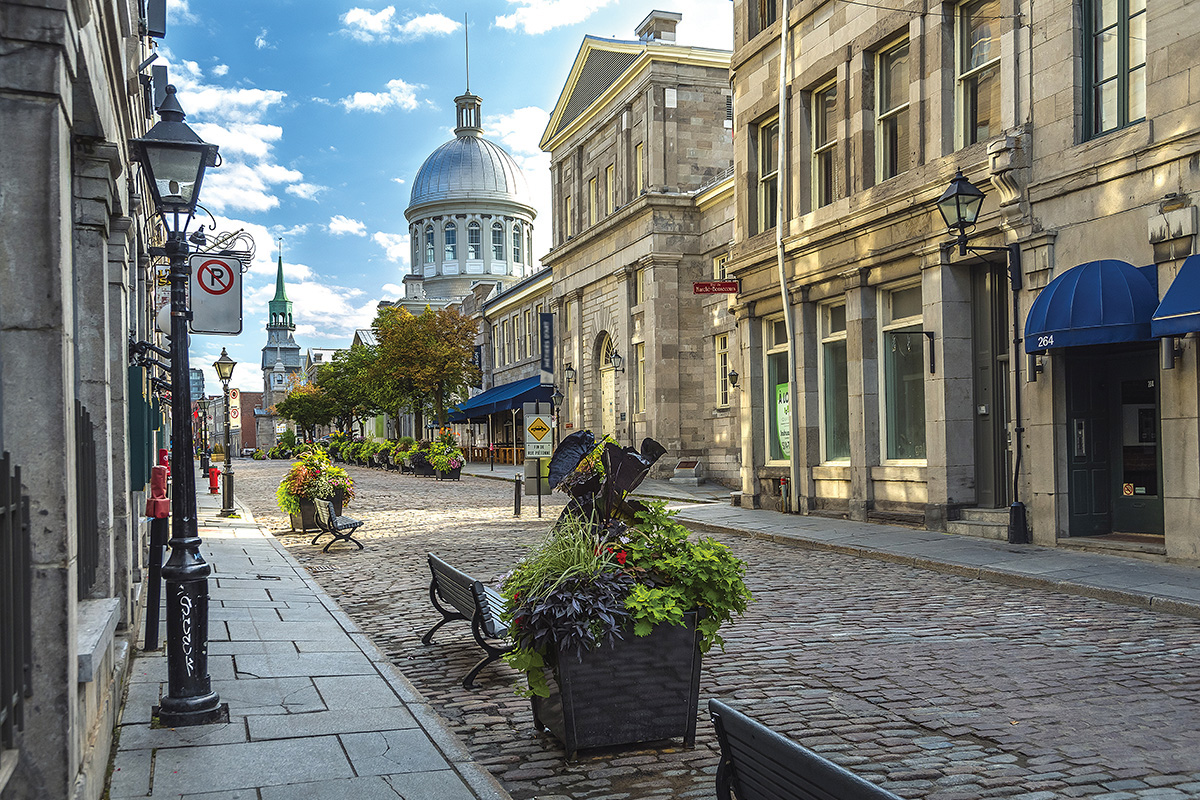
[1024,259,1159,352]
[448,375,553,422]
[1152,254,1200,338]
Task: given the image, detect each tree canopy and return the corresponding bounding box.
[373,305,479,426]
[274,383,336,441]
[314,344,380,434]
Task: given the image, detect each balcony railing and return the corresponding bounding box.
[1,451,33,750]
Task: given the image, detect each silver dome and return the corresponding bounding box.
[408,134,532,212]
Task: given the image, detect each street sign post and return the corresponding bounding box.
[523,401,553,518]
[189,254,243,334]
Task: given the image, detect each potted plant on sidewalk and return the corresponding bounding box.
[276,446,356,532]
[430,437,465,480]
[501,431,751,760]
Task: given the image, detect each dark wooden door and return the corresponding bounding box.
[972,264,1010,508]
[1066,351,1113,536]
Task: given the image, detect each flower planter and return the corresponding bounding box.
[531,611,702,760]
[413,463,436,478]
[435,466,462,481]
[289,498,318,533]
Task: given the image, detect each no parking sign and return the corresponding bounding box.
[188,254,243,335]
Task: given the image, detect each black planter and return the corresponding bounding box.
[289,498,318,533]
[413,463,435,477]
[435,466,462,481]
[531,611,702,760]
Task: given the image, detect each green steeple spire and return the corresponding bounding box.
[268,241,294,330]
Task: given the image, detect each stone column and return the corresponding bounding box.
[792,289,820,512]
[843,268,878,520]
[109,212,137,618]
[735,302,765,506]
[639,255,683,453]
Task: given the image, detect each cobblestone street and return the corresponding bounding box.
[236,458,1200,800]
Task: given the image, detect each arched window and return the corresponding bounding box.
[492,222,505,261]
[444,222,457,261]
[526,229,533,267]
[412,234,420,271]
[512,223,522,264]
[468,221,482,259]
[424,225,434,264]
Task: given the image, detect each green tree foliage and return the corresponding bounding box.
[274,384,335,441]
[373,306,479,425]
[315,344,380,434]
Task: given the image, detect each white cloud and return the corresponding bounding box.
[337,78,422,113]
[391,177,406,185]
[486,107,552,262]
[211,63,229,77]
[495,0,615,35]
[273,223,310,237]
[201,162,301,214]
[340,7,459,43]
[329,215,367,236]
[380,283,405,297]
[286,183,326,201]
[255,29,273,49]
[167,0,199,24]
[372,232,410,262]
[191,122,282,160]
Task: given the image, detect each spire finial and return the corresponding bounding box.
[464,14,470,94]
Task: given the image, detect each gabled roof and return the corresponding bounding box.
[540,36,731,152]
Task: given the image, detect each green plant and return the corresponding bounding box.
[501,433,751,697]
[428,440,464,472]
[275,448,356,515]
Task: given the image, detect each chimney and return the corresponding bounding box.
[636,10,682,44]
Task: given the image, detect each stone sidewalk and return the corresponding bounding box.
[106,480,513,800]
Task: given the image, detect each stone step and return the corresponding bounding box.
[958,507,1011,523]
[945,518,1008,541]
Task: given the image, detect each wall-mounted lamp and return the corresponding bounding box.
[1028,352,1045,382]
[564,363,577,383]
[1161,336,1183,370]
[727,368,739,388]
[609,351,624,372]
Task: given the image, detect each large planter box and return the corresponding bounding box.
[531,611,702,760]
[289,498,318,533]
[413,463,435,477]
[436,466,461,481]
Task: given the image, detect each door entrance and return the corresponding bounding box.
[972,263,1012,508]
[1065,345,1163,536]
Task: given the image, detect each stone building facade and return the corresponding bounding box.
[1,1,164,797]
[256,253,303,447]
[727,0,1200,560]
[541,11,741,484]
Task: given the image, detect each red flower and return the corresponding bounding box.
[615,550,627,565]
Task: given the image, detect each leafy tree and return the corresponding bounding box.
[373,305,479,426]
[316,344,380,435]
[274,384,336,441]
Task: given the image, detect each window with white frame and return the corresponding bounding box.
[589,177,598,225]
[820,302,850,462]
[527,230,533,266]
[958,0,1002,146]
[635,144,644,193]
[634,267,646,305]
[467,221,482,259]
[516,315,525,360]
[424,225,434,264]
[444,222,457,261]
[534,304,544,357]
[765,318,790,462]
[877,40,911,182]
[755,118,779,233]
[634,342,646,413]
[715,333,730,408]
[1085,0,1146,138]
[606,164,615,214]
[504,318,514,363]
[492,323,501,367]
[524,310,532,359]
[492,222,505,261]
[512,223,522,264]
[813,83,840,207]
[881,284,926,460]
[713,253,729,280]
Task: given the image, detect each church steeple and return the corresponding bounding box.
[268,241,294,330]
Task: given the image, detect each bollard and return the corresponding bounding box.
[514,474,522,517]
[208,466,220,494]
[144,465,170,650]
[779,476,790,514]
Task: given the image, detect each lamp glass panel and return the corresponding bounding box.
[146,145,205,208]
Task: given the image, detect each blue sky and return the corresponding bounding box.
[165,0,733,395]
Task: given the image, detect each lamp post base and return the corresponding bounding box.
[154,700,229,728]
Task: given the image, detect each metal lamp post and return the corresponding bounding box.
[130,84,227,726]
[213,349,237,516]
[197,397,211,475]
[935,170,1028,545]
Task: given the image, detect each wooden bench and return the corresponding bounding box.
[311,499,364,552]
[422,553,513,689]
[709,699,902,800]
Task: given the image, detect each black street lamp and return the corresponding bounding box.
[197,397,211,474]
[213,349,237,516]
[129,85,227,726]
[935,170,1028,545]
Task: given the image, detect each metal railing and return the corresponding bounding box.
[1,451,33,750]
[75,401,100,598]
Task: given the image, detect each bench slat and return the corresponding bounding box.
[426,553,515,689]
[710,699,901,800]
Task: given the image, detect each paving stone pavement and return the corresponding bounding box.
[236,458,1200,800]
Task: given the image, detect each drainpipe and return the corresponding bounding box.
[774,0,800,513]
[1008,243,1028,543]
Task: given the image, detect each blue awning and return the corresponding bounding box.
[1024,259,1159,353]
[448,375,553,422]
[1152,254,1200,337]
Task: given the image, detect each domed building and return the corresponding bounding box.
[403,91,537,302]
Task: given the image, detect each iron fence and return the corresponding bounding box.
[75,401,99,598]
[1,451,33,750]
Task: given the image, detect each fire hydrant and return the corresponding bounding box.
[209,466,220,494]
